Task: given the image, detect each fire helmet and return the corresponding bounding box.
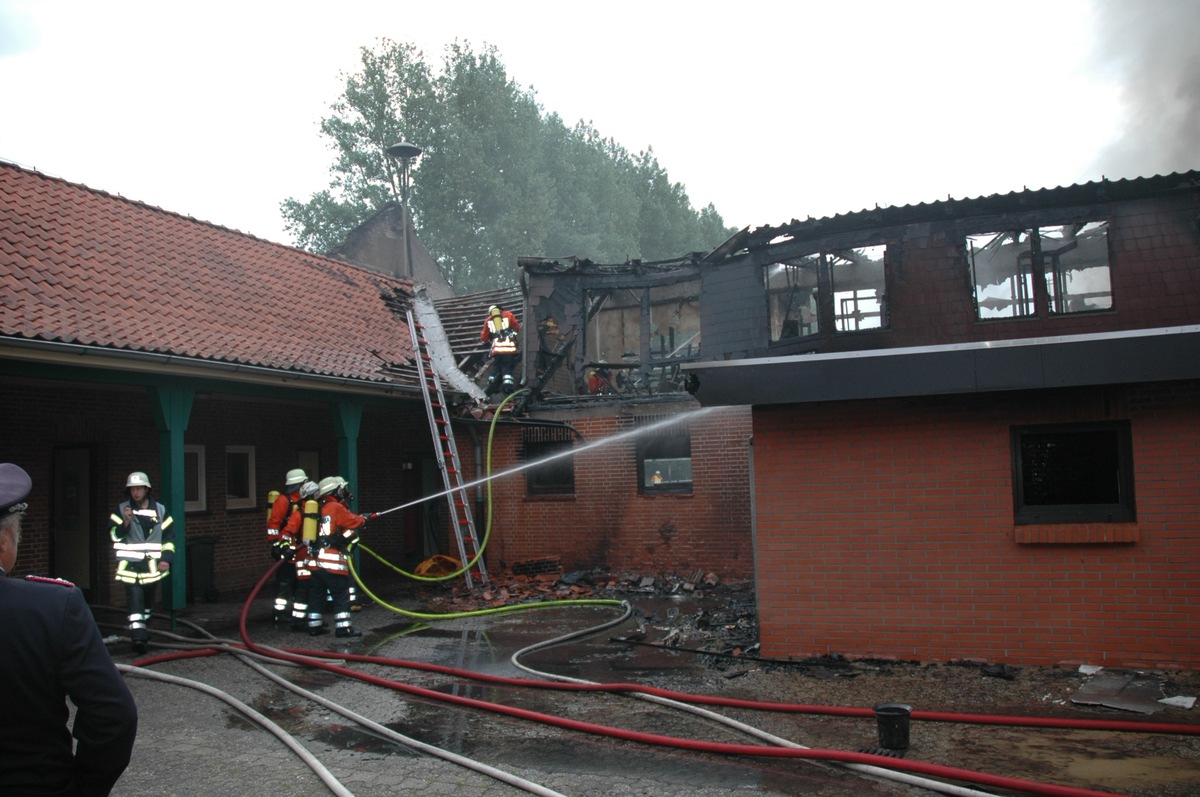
[126,471,152,489]
[488,305,500,317]
[300,480,319,500]
[285,468,308,487]
[317,476,344,499]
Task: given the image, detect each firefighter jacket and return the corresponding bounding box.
[109,499,175,585]
[314,496,367,575]
[481,310,520,356]
[267,489,304,555]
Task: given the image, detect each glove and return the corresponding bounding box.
[281,544,296,562]
[270,543,283,561]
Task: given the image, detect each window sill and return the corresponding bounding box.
[1014,524,1140,544]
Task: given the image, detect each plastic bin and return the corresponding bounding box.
[873,702,912,750]
[186,538,219,603]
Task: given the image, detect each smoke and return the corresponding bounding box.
[1088,0,1200,180]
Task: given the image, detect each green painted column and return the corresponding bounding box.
[150,384,194,615]
[333,400,363,579]
[333,400,363,509]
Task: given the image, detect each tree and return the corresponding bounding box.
[282,40,736,292]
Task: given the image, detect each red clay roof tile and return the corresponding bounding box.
[0,161,416,389]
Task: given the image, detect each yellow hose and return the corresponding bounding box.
[349,388,623,619]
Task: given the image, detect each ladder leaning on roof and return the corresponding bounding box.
[406,309,488,589]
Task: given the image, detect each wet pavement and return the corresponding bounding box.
[100,583,930,797]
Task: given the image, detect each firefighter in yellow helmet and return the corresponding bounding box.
[108,471,175,654]
[480,304,520,397]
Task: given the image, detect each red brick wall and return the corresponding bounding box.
[455,406,754,579]
[752,381,1200,668]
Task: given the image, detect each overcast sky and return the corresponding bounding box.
[2,0,1198,249]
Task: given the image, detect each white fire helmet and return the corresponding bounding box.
[488,305,500,317]
[126,471,152,489]
[285,468,308,487]
[317,476,344,498]
[300,480,319,500]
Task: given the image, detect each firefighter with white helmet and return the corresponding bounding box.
[265,467,310,624]
[108,470,175,653]
[307,476,371,638]
[480,303,520,397]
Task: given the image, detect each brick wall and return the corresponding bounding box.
[455,406,754,579]
[752,381,1200,668]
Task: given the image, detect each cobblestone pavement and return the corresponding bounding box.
[100,589,925,797]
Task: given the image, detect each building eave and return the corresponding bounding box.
[684,325,1200,406]
[0,337,422,399]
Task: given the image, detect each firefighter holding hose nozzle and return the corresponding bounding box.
[307,476,372,638]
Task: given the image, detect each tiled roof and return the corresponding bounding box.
[0,161,417,390]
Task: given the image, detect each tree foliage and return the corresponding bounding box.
[282,40,736,292]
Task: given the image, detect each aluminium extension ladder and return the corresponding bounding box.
[407,310,488,588]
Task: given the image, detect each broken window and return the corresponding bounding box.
[584,287,644,395]
[648,281,700,393]
[523,426,575,496]
[830,244,886,332]
[1011,421,1135,524]
[969,230,1036,319]
[969,221,1112,319]
[1041,222,1112,314]
[634,416,692,494]
[765,255,820,341]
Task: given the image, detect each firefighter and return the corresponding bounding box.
[480,303,520,396]
[266,468,308,623]
[308,476,371,638]
[286,480,323,632]
[109,471,175,654]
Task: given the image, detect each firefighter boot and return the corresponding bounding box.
[336,626,362,638]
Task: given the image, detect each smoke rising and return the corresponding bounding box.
[1088,0,1200,180]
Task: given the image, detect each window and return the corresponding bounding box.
[184,445,206,512]
[1011,422,1135,524]
[648,281,701,393]
[765,255,821,341]
[523,427,575,496]
[1042,222,1112,314]
[225,445,257,510]
[969,230,1036,318]
[969,221,1111,319]
[635,416,692,494]
[830,244,886,332]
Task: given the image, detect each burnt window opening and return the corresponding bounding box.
[969,221,1111,319]
[765,255,821,341]
[765,245,887,342]
[522,426,575,496]
[583,283,700,396]
[1011,421,1135,525]
[633,415,693,494]
[829,245,886,332]
[1041,222,1113,314]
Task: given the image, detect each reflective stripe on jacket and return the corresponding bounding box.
[110,501,175,585]
[481,311,520,355]
[315,497,366,574]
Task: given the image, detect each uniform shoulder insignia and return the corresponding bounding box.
[25,575,76,587]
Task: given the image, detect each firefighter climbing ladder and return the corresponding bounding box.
[407,309,488,589]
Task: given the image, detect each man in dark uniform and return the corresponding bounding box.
[0,462,138,796]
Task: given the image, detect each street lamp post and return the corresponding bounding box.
[386,141,423,279]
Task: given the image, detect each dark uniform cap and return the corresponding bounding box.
[0,463,32,515]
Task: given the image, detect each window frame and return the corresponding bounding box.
[225,445,257,510]
[1011,421,1136,525]
[523,427,576,497]
[635,417,693,495]
[184,444,206,513]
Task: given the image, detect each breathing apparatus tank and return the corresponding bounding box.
[302,498,320,542]
[266,490,280,522]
